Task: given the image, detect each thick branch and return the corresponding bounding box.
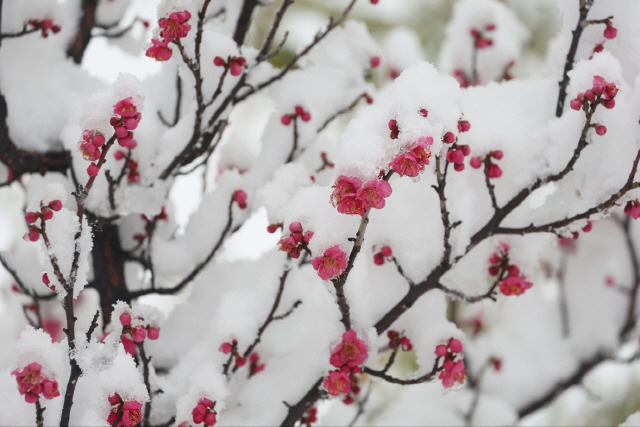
[67,0,98,63]
[233,0,259,46]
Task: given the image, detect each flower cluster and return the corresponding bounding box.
[499,273,533,296]
[570,75,619,111]
[444,130,471,172]
[373,245,392,266]
[233,190,248,210]
[191,397,217,426]
[281,105,312,125]
[159,11,191,42]
[389,136,433,177]
[11,362,60,403]
[112,97,141,149]
[79,130,106,162]
[145,10,191,61]
[88,97,141,179]
[330,175,392,216]
[28,18,61,38]
[133,207,168,244]
[311,245,348,280]
[219,339,247,367]
[488,244,533,296]
[388,119,400,139]
[387,330,413,351]
[248,352,266,377]
[278,222,313,258]
[625,199,640,219]
[119,311,160,356]
[323,330,368,399]
[108,394,143,427]
[213,56,246,76]
[470,150,503,178]
[145,39,172,61]
[434,338,466,388]
[470,24,495,49]
[24,199,62,242]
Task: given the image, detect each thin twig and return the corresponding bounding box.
[138,343,153,426]
[555,0,594,117]
[232,268,291,374]
[128,196,235,298]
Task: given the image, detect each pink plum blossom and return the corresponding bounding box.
[323,371,351,396]
[329,329,368,369]
[439,360,466,388]
[499,275,533,296]
[357,179,392,211]
[159,11,192,42]
[625,200,640,219]
[311,245,347,280]
[331,175,364,216]
[145,39,172,61]
[113,97,138,118]
[12,362,60,403]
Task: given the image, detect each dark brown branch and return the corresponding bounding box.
[390,257,414,286]
[159,0,213,179]
[236,0,359,103]
[279,378,323,427]
[233,0,259,46]
[85,310,100,341]
[286,117,299,163]
[493,147,640,237]
[363,357,439,385]
[158,74,182,128]
[555,0,594,117]
[483,157,498,210]
[0,93,69,177]
[0,25,38,41]
[0,6,68,178]
[619,216,640,339]
[67,0,98,63]
[61,134,118,427]
[436,266,508,304]
[517,352,606,418]
[128,197,235,298]
[317,93,368,133]
[434,156,454,267]
[272,300,302,321]
[138,343,153,426]
[95,18,144,39]
[463,97,607,257]
[35,399,45,427]
[40,221,70,293]
[233,268,290,374]
[255,1,294,63]
[328,170,392,330]
[0,253,55,300]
